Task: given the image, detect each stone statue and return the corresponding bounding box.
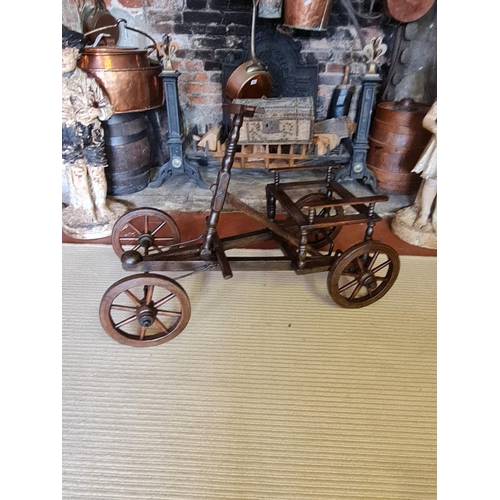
[391,101,437,249]
[62,24,125,239]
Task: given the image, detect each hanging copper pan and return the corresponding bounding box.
[225,0,273,102]
[383,0,435,23]
[81,0,120,45]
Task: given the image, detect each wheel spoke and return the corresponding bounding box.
[153,318,168,334]
[155,293,176,308]
[139,326,147,340]
[110,304,137,312]
[144,215,150,234]
[124,290,142,306]
[319,229,329,241]
[348,283,364,301]
[115,314,137,328]
[125,221,144,237]
[356,257,366,272]
[372,258,392,274]
[119,237,144,242]
[145,285,154,304]
[342,272,358,278]
[367,251,380,270]
[150,221,167,236]
[339,277,358,293]
[118,237,141,252]
[157,309,182,318]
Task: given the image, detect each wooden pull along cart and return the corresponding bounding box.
[100,104,400,347]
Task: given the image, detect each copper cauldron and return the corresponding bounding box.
[79,46,164,114]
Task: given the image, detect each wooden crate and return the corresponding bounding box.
[209,141,349,170]
[232,97,314,144]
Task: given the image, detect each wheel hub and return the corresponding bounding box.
[360,272,377,290]
[138,234,154,249]
[136,305,157,327]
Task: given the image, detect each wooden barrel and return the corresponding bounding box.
[367,99,431,195]
[102,112,153,195]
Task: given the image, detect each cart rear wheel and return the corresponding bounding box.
[289,193,344,249]
[111,208,181,258]
[328,241,400,308]
[100,274,191,347]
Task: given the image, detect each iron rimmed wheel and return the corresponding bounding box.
[287,193,344,250]
[111,208,181,258]
[328,241,400,308]
[99,274,191,347]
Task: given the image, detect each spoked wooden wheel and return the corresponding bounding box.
[328,241,400,308]
[288,193,344,249]
[99,274,191,347]
[111,208,181,258]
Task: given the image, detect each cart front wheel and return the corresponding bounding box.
[100,274,191,347]
[111,208,181,258]
[328,241,400,308]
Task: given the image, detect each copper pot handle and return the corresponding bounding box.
[83,18,163,64]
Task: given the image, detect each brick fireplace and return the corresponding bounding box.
[61,0,397,136]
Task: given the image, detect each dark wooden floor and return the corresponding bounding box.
[62,211,437,257]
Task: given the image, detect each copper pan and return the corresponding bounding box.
[383,0,436,23]
[81,0,120,45]
[225,0,272,102]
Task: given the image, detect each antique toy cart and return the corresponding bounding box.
[100,104,400,347]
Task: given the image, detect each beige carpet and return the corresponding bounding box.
[62,243,436,500]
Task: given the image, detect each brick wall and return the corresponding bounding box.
[62,0,388,134]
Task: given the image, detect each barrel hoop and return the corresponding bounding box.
[106,129,149,147]
[106,162,152,179]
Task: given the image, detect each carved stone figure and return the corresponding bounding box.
[62,25,125,239]
[391,101,437,249]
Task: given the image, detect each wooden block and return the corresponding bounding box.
[313,133,341,155]
[197,124,221,152]
[346,117,357,136]
[314,117,350,138]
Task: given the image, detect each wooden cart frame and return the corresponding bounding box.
[100,105,400,347]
